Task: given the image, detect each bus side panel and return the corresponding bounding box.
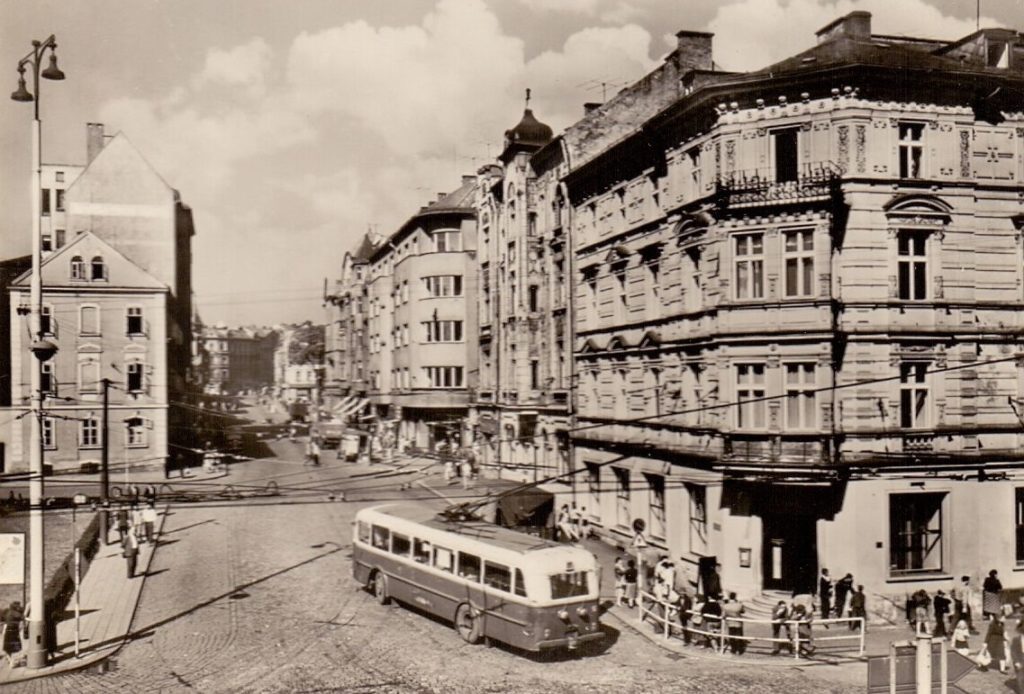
[406,570,461,621]
[481,595,534,650]
[352,545,372,586]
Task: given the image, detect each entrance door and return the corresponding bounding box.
[762,513,816,594]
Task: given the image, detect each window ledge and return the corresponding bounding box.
[886,573,953,584]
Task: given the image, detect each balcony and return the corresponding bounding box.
[902,433,934,453]
[479,323,492,341]
[716,163,840,210]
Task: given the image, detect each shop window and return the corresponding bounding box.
[890,492,945,575]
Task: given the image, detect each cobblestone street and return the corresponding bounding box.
[0,453,876,693]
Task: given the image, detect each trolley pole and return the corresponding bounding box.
[100,378,111,544]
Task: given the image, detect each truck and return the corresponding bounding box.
[311,419,346,449]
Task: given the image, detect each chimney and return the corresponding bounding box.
[675,31,714,72]
[462,174,475,186]
[583,102,602,116]
[86,122,105,164]
[816,11,871,44]
[437,192,446,201]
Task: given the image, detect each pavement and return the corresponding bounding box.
[0,507,168,684]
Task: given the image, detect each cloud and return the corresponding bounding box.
[195,37,273,97]
[709,0,999,71]
[515,0,602,13]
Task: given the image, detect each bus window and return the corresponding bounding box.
[433,546,454,573]
[514,568,527,598]
[459,552,481,582]
[413,538,431,563]
[549,571,589,599]
[483,562,511,593]
[372,525,390,550]
[391,533,411,557]
[357,521,370,544]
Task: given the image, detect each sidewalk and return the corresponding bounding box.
[0,507,168,684]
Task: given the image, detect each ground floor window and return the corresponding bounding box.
[1016,488,1024,565]
[889,492,945,576]
[646,473,666,540]
[586,462,600,520]
[613,467,630,528]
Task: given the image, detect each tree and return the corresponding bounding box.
[288,323,325,365]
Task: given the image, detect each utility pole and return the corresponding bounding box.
[100,378,110,544]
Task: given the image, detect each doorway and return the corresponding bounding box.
[761,513,816,594]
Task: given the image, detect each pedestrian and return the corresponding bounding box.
[556,505,579,543]
[311,437,321,466]
[122,526,140,579]
[792,602,815,656]
[459,457,472,490]
[952,618,971,657]
[143,484,156,505]
[914,589,931,636]
[632,523,649,592]
[984,613,1008,673]
[678,590,694,645]
[116,504,130,544]
[2,600,24,663]
[771,600,792,655]
[614,555,628,606]
[983,569,1003,620]
[1009,620,1024,693]
[142,502,158,545]
[835,573,854,618]
[130,502,144,540]
[849,585,867,631]
[722,592,746,654]
[818,568,833,624]
[933,590,951,638]
[700,595,723,651]
[704,562,723,602]
[579,505,593,539]
[570,502,583,540]
[443,457,455,482]
[624,559,638,608]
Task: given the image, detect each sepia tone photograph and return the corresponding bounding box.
[0,0,1023,691]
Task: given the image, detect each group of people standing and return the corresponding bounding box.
[817,568,868,628]
[555,503,593,543]
[115,500,158,579]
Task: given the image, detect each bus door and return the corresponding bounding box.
[457,550,485,615]
[481,561,525,645]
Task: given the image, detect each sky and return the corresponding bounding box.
[1,0,1020,326]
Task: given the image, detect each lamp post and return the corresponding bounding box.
[11,33,65,670]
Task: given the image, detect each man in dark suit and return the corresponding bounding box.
[1010,620,1024,693]
[818,568,833,622]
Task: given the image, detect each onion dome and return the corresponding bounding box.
[499,89,553,162]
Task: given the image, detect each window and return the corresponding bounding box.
[425,366,463,388]
[687,147,701,194]
[127,362,144,393]
[785,363,816,430]
[41,417,55,450]
[423,320,463,342]
[528,285,539,312]
[784,229,814,297]
[646,474,666,539]
[80,417,100,448]
[433,230,462,252]
[613,467,630,528]
[126,417,147,447]
[55,229,65,248]
[41,234,52,253]
[900,362,929,428]
[433,546,454,573]
[1016,489,1024,564]
[897,230,928,301]
[424,275,463,297]
[736,363,766,429]
[80,305,100,335]
[458,552,481,582]
[890,492,945,575]
[772,127,799,183]
[988,40,1010,68]
[40,305,53,335]
[508,241,516,262]
[734,233,764,299]
[78,360,100,393]
[41,188,50,215]
[647,259,660,300]
[126,307,144,335]
[40,362,55,395]
[413,538,431,564]
[371,525,390,550]
[90,256,107,281]
[55,189,65,212]
[514,568,528,597]
[55,171,65,183]
[530,360,540,390]
[70,256,85,280]
[898,123,924,178]
[391,533,411,557]
[483,562,512,592]
[357,521,371,544]
[550,571,589,599]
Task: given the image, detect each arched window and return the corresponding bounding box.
[91,256,107,281]
[70,256,85,280]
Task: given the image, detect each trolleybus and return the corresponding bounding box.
[352,503,604,652]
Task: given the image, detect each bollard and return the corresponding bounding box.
[915,633,931,694]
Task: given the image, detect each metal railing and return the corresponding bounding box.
[637,590,865,660]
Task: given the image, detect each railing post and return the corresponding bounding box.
[793,620,800,660]
[719,616,727,654]
[858,617,866,657]
[663,600,670,640]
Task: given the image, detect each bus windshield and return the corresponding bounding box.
[549,570,590,599]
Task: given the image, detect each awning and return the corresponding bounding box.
[332,396,356,414]
[496,487,555,528]
[340,397,368,415]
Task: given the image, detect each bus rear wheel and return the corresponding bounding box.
[455,604,481,644]
[372,572,390,605]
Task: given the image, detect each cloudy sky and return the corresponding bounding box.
[1,0,1019,325]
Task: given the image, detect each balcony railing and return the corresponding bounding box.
[716,162,840,209]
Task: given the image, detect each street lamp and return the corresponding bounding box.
[11,33,65,671]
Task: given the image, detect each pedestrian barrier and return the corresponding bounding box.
[636,590,865,659]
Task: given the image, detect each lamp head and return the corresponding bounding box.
[41,53,64,81]
[30,337,58,362]
[10,69,33,102]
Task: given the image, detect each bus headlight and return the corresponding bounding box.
[557,609,570,622]
[577,606,589,620]
[543,628,551,638]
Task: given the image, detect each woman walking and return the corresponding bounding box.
[983,613,1008,673]
[982,569,1003,620]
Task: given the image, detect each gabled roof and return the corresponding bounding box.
[13,231,167,291]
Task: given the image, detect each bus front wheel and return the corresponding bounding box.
[455,604,482,644]
[372,572,390,605]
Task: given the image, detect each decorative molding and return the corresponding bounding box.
[959,130,971,178]
[855,125,866,173]
[837,125,849,174]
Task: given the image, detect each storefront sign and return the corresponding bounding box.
[0,533,26,585]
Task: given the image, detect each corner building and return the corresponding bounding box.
[567,12,1024,608]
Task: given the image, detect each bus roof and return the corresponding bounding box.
[357,502,596,568]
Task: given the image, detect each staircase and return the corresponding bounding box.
[745,589,794,619]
